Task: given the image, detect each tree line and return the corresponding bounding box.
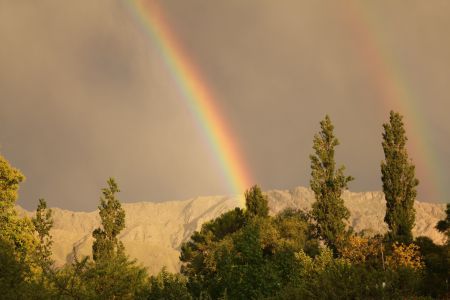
[0,111,449,299]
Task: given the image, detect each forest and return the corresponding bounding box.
[1,111,449,299]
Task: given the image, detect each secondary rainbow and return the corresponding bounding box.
[342,0,445,202]
[125,0,253,200]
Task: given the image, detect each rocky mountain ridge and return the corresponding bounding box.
[19,187,447,275]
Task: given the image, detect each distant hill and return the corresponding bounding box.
[19,187,446,275]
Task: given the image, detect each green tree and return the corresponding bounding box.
[180,186,271,297]
[148,267,191,300]
[92,178,125,262]
[180,207,246,297]
[181,205,319,299]
[52,254,92,299]
[310,115,353,254]
[213,219,282,299]
[0,153,36,259]
[414,236,449,298]
[88,178,148,299]
[274,208,319,258]
[32,198,54,276]
[245,185,269,219]
[85,253,148,299]
[435,204,450,296]
[381,111,418,243]
[0,238,35,298]
[275,247,424,300]
[0,153,44,298]
[436,203,450,243]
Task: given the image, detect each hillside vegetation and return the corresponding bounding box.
[18,187,446,274]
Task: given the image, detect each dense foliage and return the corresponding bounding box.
[180,196,319,299]
[0,112,449,299]
[436,203,450,242]
[0,153,42,297]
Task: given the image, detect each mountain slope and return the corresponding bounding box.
[20,187,446,274]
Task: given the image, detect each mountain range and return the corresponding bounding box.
[19,187,447,275]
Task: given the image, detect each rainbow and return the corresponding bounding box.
[342,0,445,202]
[123,1,444,203]
[124,0,252,202]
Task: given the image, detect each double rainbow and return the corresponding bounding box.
[125,0,444,203]
[125,0,253,199]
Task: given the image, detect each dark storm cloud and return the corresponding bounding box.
[1,0,449,211]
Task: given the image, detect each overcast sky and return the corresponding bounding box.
[1,0,449,211]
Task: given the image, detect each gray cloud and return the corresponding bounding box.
[1,0,449,211]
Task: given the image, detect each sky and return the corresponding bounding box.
[1,0,449,211]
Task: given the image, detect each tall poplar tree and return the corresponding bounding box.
[92,178,125,262]
[381,111,418,243]
[32,198,54,276]
[310,115,353,254]
[89,178,148,299]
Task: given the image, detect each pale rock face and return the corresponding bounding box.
[19,187,447,275]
